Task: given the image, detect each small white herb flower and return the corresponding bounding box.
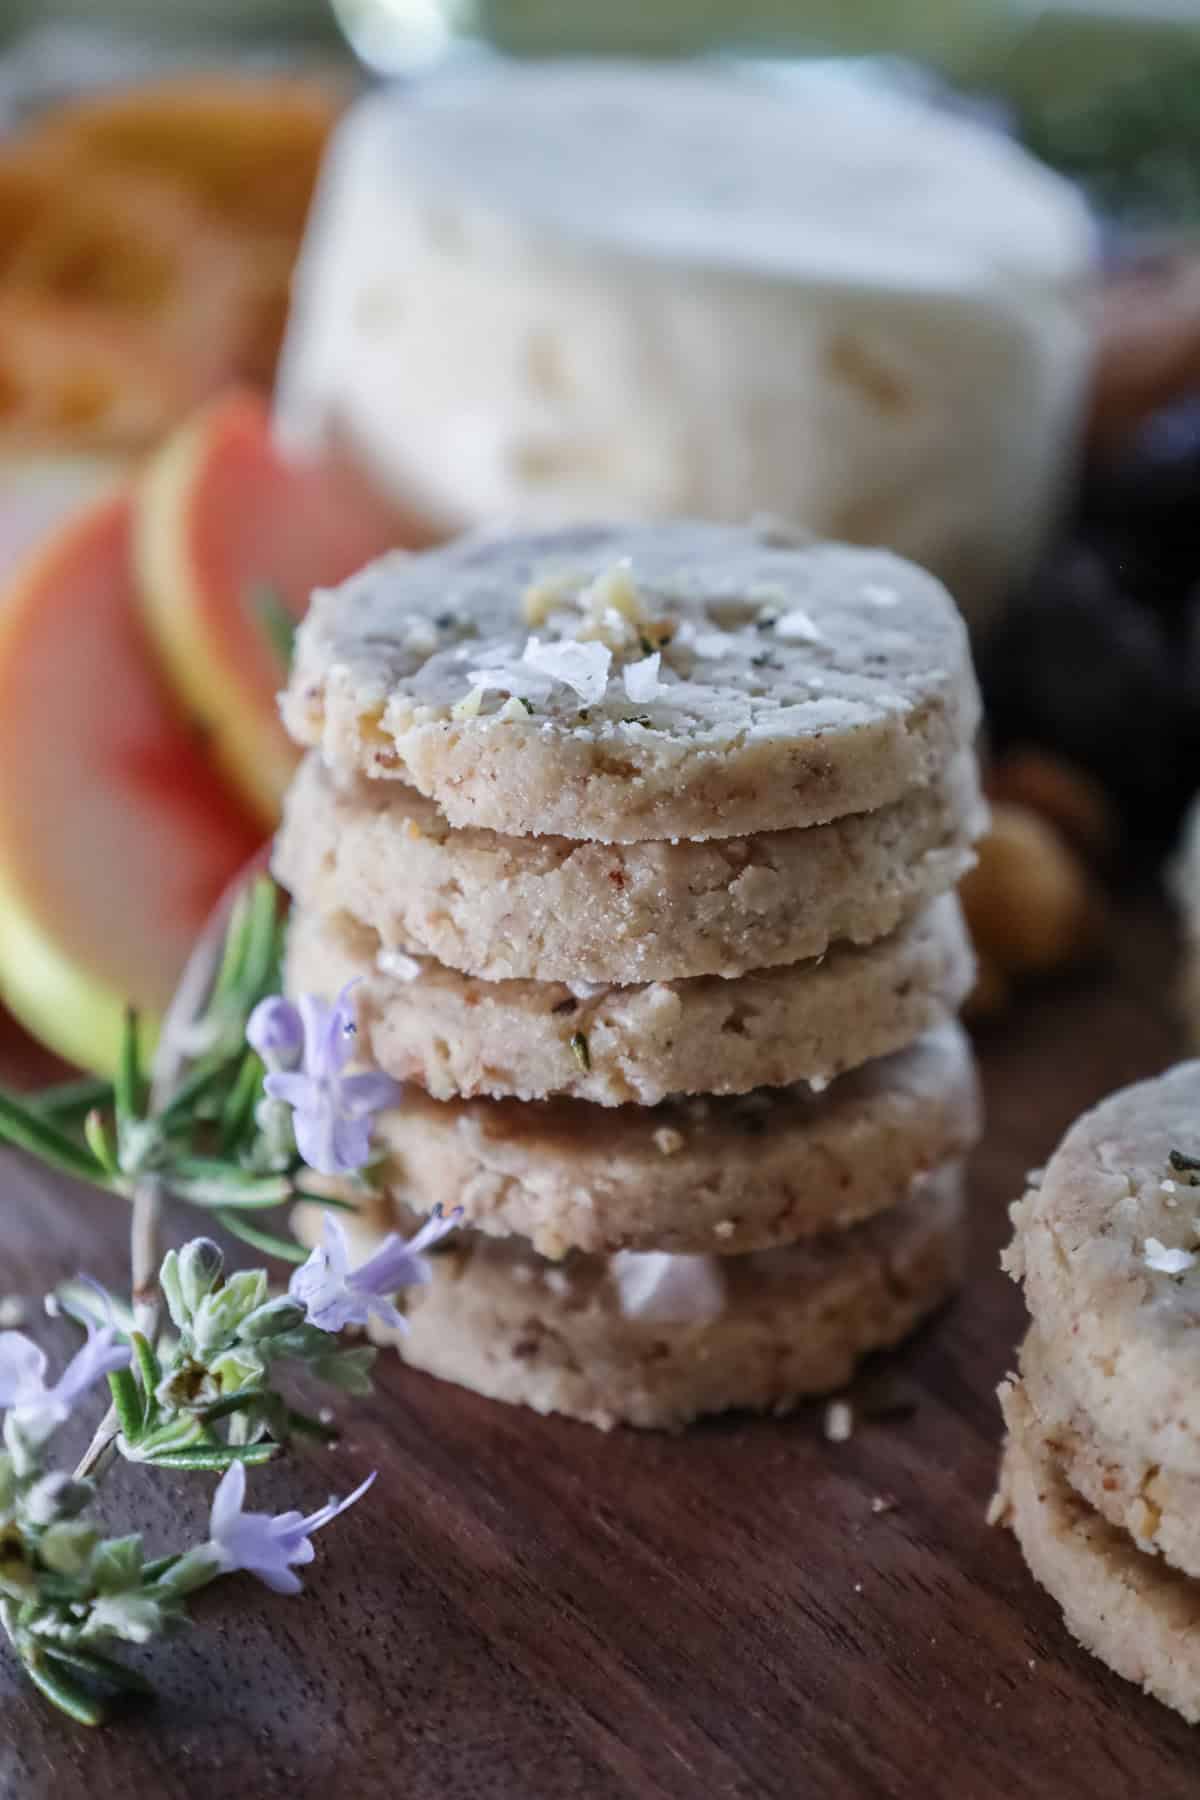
[206,1459,376,1595]
[290,1208,460,1335]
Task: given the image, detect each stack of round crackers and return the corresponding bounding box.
[995,1063,1200,1720]
[277,520,985,1429]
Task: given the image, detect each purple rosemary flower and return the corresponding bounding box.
[246,995,304,1070]
[261,986,400,1175]
[0,1312,130,1444]
[290,1208,460,1335]
[207,1458,376,1595]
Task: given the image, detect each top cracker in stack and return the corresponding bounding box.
[277,520,985,1429]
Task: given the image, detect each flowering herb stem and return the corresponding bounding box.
[73,895,237,1487]
[107,1367,146,1442]
[147,1445,278,1472]
[114,1007,146,1140]
[130,1332,162,1400]
[29,1076,114,1125]
[215,1212,310,1264]
[0,867,444,1726]
[219,1051,266,1152]
[43,1642,156,1697]
[168,1168,294,1210]
[0,1089,109,1186]
[18,1647,106,1728]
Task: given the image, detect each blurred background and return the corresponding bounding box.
[3,0,1200,1073]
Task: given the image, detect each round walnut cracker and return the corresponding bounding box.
[281,520,979,843]
[286,894,975,1106]
[995,1378,1200,1726]
[1019,1327,1200,1583]
[274,750,983,985]
[365,1022,980,1259]
[293,1161,966,1432]
[1005,1059,1200,1478]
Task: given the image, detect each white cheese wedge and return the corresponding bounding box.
[275,60,1097,621]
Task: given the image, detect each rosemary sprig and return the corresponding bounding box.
[0,864,445,1727]
[29,1076,114,1125]
[0,875,325,1253]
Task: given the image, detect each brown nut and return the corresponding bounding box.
[1089,254,1200,452]
[985,748,1115,864]
[959,803,1103,977]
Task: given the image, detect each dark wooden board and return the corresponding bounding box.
[0,899,1194,1800]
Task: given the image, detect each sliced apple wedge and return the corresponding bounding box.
[135,389,410,827]
[0,492,263,1072]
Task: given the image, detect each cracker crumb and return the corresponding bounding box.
[566,979,607,1001]
[452,685,485,720]
[713,1220,735,1239]
[775,607,824,644]
[1128,1496,1161,1544]
[498,695,534,722]
[824,1400,854,1443]
[573,560,647,648]
[653,1126,685,1156]
[581,558,645,626]
[522,568,581,625]
[377,948,423,981]
[870,1495,896,1515]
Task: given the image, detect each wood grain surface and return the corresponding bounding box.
[0,898,1193,1800]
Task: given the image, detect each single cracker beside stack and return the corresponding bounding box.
[994,1062,1200,1720]
[276,519,985,1429]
